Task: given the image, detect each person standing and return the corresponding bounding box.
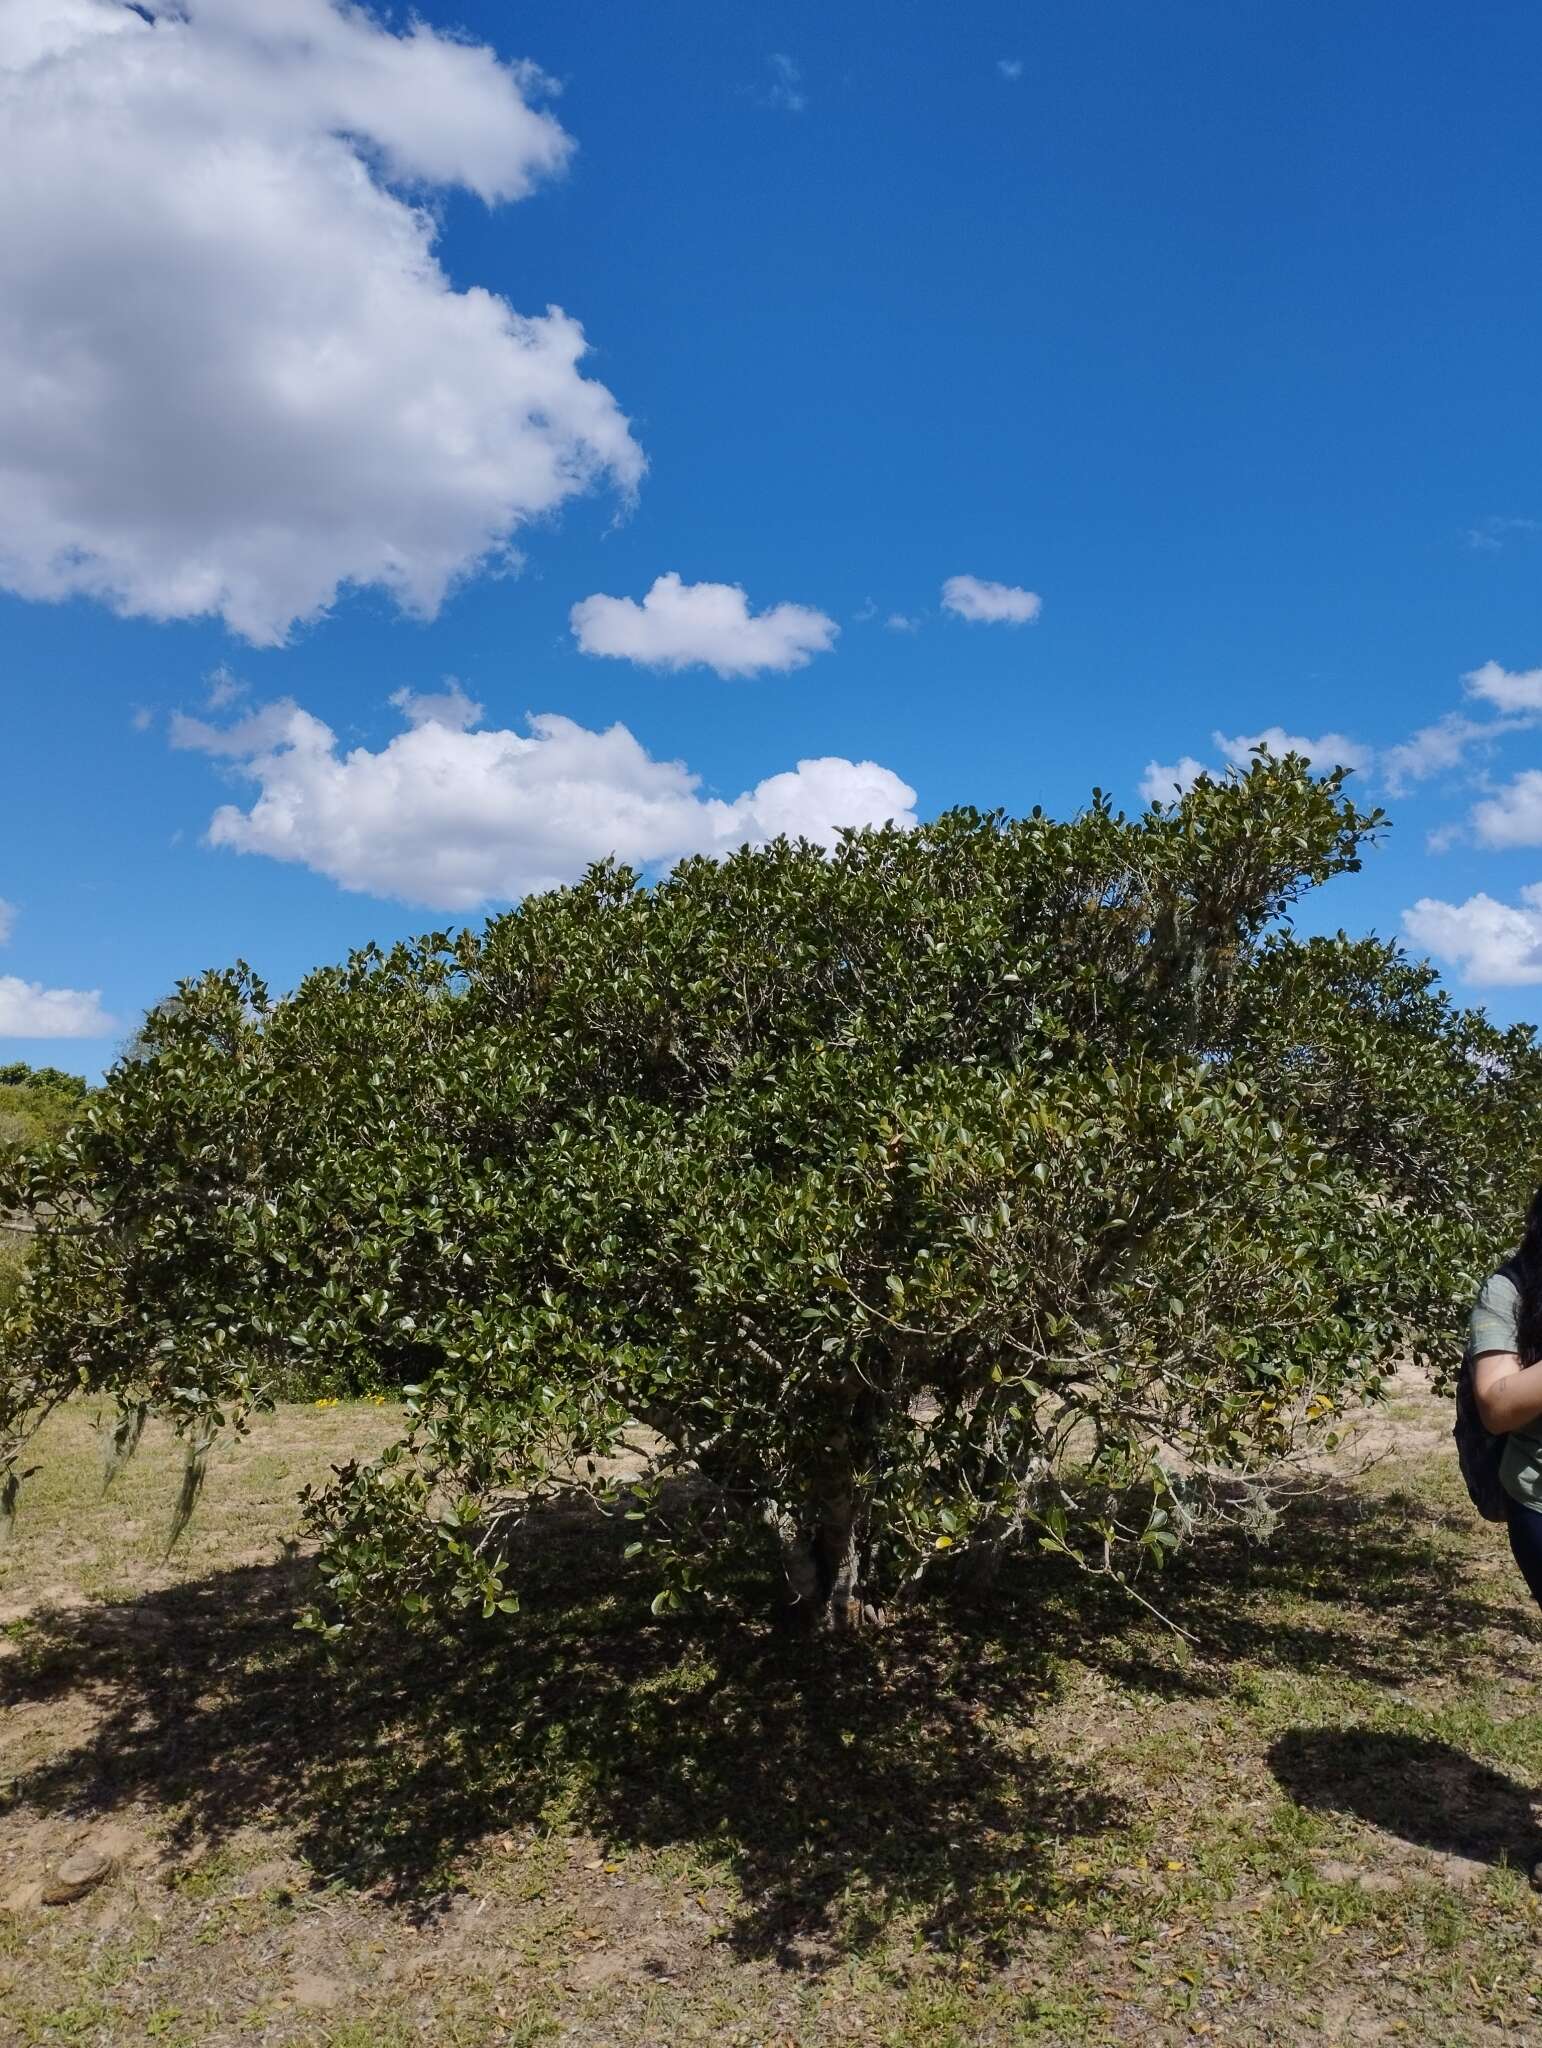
[1470,1197,1542,1611]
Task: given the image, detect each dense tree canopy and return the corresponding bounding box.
[3,758,1538,1628]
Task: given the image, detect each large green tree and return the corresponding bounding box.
[3,758,1536,1628]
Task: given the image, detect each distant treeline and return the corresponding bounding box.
[0,1063,89,1099]
[0,1063,90,1158]
[1,1065,89,1306]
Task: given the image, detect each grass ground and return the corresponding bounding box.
[2,1385,1541,2046]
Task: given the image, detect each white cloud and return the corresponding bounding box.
[205,665,247,712]
[0,977,115,1038]
[1144,663,1542,820]
[388,681,483,731]
[885,612,920,634]
[1382,716,1483,793]
[0,878,111,1034]
[1380,710,1535,796]
[1463,660,1542,713]
[172,694,917,909]
[1212,726,1372,775]
[997,57,1024,80]
[1463,518,1539,554]
[940,575,1042,626]
[1140,727,1370,805]
[1138,756,1209,803]
[1403,888,1542,986]
[764,52,806,112]
[0,0,642,646]
[570,573,838,679]
[1472,770,1542,848]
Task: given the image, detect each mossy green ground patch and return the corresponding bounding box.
[2,1393,1541,2044]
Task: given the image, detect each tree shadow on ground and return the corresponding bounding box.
[1270,1728,1539,1868]
[0,1519,1113,1963]
[1013,1477,1530,1703]
[0,1475,1531,1961]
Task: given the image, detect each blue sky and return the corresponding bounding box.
[4,0,1542,1076]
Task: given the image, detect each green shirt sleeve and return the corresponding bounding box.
[1469,1270,1520,1358]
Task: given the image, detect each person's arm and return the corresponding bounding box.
[1473,1349,1542,1434]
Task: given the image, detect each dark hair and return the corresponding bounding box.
[1516,1187,1542,1367]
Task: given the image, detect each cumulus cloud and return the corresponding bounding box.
[1144,660,1542,819]
[388,681,484,731]
[1366,660,1542,840]
[205,666,247,712]
[1471,770,1542,848]
[1464,660,1542,713]
[1403,888,1542,986]
[0,977,116,1038]
[1380,710,1535,796]
[0,902,115,1035]
[1213,726,1371,775]
[940,575,1042,626]
[172,693,917,909]
[1138,755,1210,803]
[0,0,642,645]
[1139,728,1369,804]
[570,573,838,679]
[997,57,1024,80]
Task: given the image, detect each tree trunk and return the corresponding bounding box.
[770,1494,877,1632]
[812,1495,863,1630]
[767,1385,887,1631]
